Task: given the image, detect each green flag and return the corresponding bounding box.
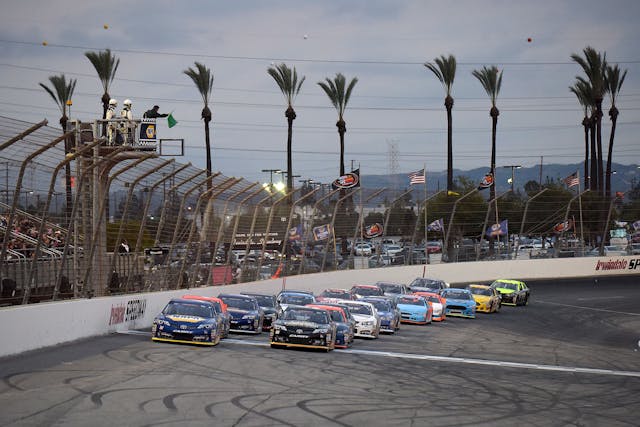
[167,113,177,128]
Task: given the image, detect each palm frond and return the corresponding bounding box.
[425,54,456,96]
[184,62,214,105]
[268,63,305,106]
[605,64,627,105]
[317,73,358,118]
[39,74,76,116]
[472,65,502,106]
[85,49,119,93]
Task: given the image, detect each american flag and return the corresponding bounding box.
[409,168,425,185]
[563,172,579,187]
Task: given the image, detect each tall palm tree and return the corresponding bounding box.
[604,64,627,197]
[39,75,77,223]
[184,62,215,190]
[317,73,358,176]
[569,80,593,189]
[425,55,456,192]
[268,63,305,193]
[84,49,120,121]
[472,65,503,201]
[571,47,606,194]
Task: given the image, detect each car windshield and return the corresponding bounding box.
[346,304,373,315]
[281,294,315,305]
[470,287,492,296]
[284,308,328,324]
[220,297,257,311]
[163,302,214,318]
[367,300,391,312]
[321,290,350,299]
[328,310,346,322]
[352,286,383,296]
[378,283,403,294]
[397,297,424,306]
[442,290,471,300]
[495,281,518,290]
[250,295,275,307]
[426,296,440,303]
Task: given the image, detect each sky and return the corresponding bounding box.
[1,0,639,187]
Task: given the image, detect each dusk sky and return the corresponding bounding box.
[1,0,638,186]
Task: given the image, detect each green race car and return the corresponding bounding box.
[489,279,530,306]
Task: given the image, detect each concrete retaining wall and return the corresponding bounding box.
[1,255,638,358]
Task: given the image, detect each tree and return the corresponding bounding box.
[425,55,456,192]
[317,73,358,176]
[472,65,503,201]
[569,80,593,189]
[84,49,120,121]
[571,47,607,194]
[184,62,215,191]
[268,63,305,193]
[604,64,627,198]
[39,74,76,223]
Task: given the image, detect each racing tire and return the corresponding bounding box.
[523,295,529,306]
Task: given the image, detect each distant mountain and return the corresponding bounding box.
[362,163,639,194]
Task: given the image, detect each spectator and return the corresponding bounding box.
[143,105,168,119]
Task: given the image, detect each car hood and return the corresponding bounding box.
[494,287,515,294]
[445,298,475,306]
[160,314,208,325]
[472,295,491,303]
[351,314,376,323]
[227,309,257,318]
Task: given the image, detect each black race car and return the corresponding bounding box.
[270,305,337,351]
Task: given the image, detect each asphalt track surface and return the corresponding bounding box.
[1,277,639,427]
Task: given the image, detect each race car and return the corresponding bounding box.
[490,279,530,306]
[316,288,355,302]
[307,304,354,348]
[182,294,231,337]
[412,291,446,321]
[218,293,264,333]
[270,305,337,351]
[151,298,222,346]
[350,284,384,299]
[396,294,432,324]
[408,277,450,294]
[339,300,381,338]
[241,292,278,330]
[362,296,401,333]
[440,288,476,318]
[375,281,409,297]
[466,284,501,313]
[276,290,316,311]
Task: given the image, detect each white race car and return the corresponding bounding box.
[339,300,380,339]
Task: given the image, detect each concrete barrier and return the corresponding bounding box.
[1,255,639,358]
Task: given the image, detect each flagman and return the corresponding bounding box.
[143,105,169,119]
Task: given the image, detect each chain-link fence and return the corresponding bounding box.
[0,116,628,305]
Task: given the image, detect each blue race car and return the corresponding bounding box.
[151,298,222,346]
[441,288,476,319]
[362,296,401,333]
[218,293,264,333]
[396,295,432,324]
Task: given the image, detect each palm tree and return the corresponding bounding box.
[604,64,627,197]
[317,73,358,176]
[571,47,606,194]
[472,65,503,201]
[268,63,305,193]
[569,80,593,189]
[39,74,77,222]
[425,55,456,192]
[184,62,215,190]
[84,49,120,121]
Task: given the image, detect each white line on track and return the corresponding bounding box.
[536,299,640,316]
[118,330,640,379]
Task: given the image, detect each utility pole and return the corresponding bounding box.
[539,156,543,187]
[503,165,522,193]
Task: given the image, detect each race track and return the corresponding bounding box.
[1,276,639,426]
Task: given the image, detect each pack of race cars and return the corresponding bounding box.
[151,278,530,351]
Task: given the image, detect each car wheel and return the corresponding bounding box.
[524,295,529,306]
[213,332,221,346]
[270,343,279,349]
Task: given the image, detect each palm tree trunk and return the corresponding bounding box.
[337,119,346,176]
[582,117,589,189]
[589,115,597,191]
[60,115,72,226]
[595,101,604,195]
[490,108,498,202]
[446,104,453,192]
[285,107,296,193]
[204,119,212,192]
[605,107,619,198]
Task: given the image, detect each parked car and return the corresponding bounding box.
[630,243,640,255]
[354,243,373,256]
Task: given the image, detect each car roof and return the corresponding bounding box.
[182,294,223,303]
[218,293,255,299]
[278,289,314,295]
[397,295,424,301]
[307,304,344,313]
[468,284,491,289]
[493,279,524,285]
[351,284,380,289]
[241,292,275,297]
[169,297,215,306]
